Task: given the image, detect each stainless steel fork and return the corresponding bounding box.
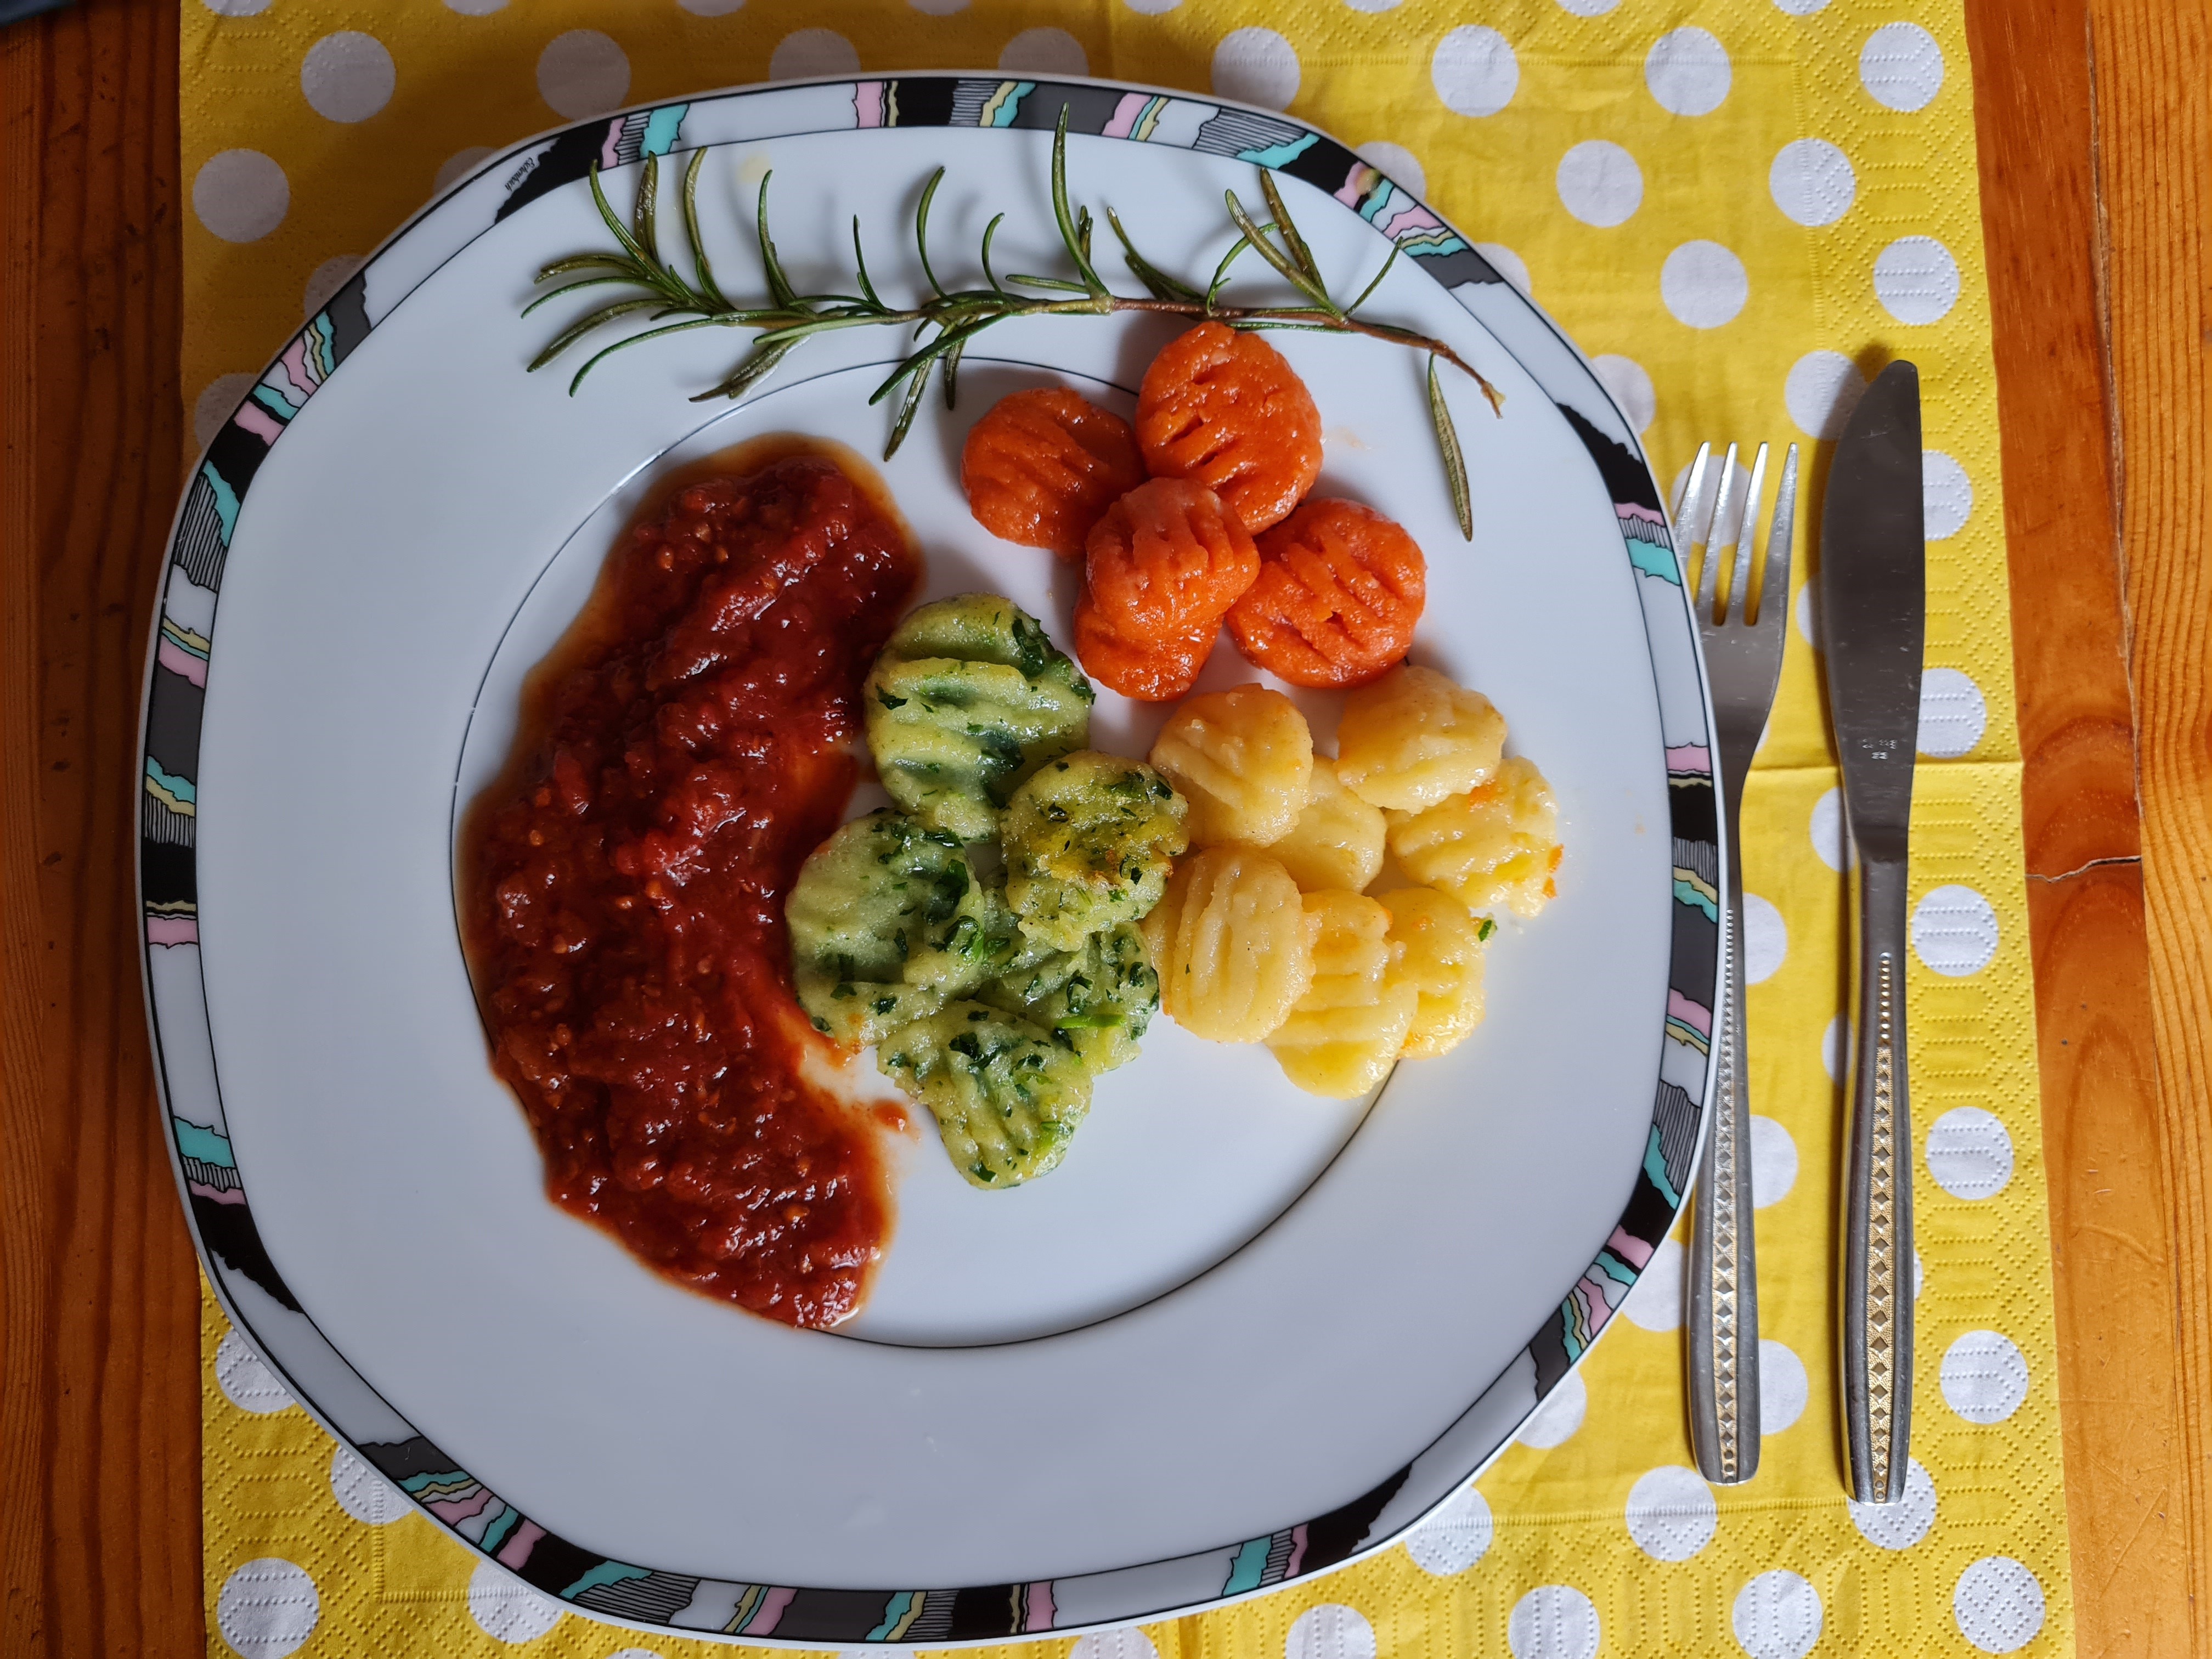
[1675,439,1798,1486]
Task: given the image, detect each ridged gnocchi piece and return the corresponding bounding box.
[1072,590,1217,703]
[876,1003,1093,1188]
[1387,755,1563,919]
[1266,890,1417,1098]
[979,922,1160,1074]
[787,811,1008,1045]
[960,387,1145,558]
[1143,847,1318,1042]
[1147,685,1313,848]
[865,594,1095,843]
[1335,665,1507,811]
[1269,757,1387,893]
[1226,498,1426,689]
[1001,752,1188,951]
[1134,321,1322,533]
[1378,887,1489,1058]
[1082,477,1260,639]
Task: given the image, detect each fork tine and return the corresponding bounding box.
[1730,443,1770,622]
[1672,442,1713,579]
[1762,444,1799,627]
[1697,443,1739,620]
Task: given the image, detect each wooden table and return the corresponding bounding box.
[2,1,2205,1652]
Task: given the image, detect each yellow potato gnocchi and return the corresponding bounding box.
[1335,664,1506,811]
[1143,846,1318,1042]
[1266,890,1417,1098]
[1268,756,1387,894]
[1147,685,1313,848]
[1378,887,1488,1058]
[1387,755,1562,918]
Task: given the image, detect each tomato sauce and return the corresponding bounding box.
[461,441,919,1328]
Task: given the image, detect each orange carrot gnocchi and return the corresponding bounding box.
[1072,594,1216,702]
[961,387,1146,558]
[1073,477,1259,698]
[1227,497,1427,689]
[1135,323,1322,534]
[1083,477,1260,638]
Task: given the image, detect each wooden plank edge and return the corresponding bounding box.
[1965,0,2195,1651]
[2086,0,2212,1647]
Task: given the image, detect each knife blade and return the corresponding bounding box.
[1820,358,1925,1507]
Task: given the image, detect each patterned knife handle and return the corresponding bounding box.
[1689,883,1761,1483]
[1843,855,1914,1504]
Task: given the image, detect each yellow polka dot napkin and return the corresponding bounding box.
[184,2,2070,1655]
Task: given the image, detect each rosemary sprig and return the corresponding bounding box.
[526,108,1502,537]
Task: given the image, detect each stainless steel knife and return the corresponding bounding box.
[1820,359,1926,1506]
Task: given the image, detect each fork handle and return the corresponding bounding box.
[1689,875,1760,1484]
[1842,854,1914,1504]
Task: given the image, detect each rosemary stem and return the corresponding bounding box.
[529,147,1508,503]
[733,287,1500,399]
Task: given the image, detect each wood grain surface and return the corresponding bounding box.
[0,1,2205,1655]
[2085,1,2212,1650]
[1966,3,2200,1653]
[0,3,201,1656]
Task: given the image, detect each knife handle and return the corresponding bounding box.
[1688,881,1760,1484]
[1843,854,1914,1505]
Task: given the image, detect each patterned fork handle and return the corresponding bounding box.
[1677,438,1793,1488]
[1843,855,1914,1503]
[1688,859,1760,1482]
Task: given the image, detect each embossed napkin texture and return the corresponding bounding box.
[182,2,2067,1655]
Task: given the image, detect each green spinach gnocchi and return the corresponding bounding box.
[979,923,1159,1074]
[786,810,1011,1046]
[1001,752,1188,952]
[865,594,1095,843]
[877,1003,1093,1188]
[793,602,1190,1189]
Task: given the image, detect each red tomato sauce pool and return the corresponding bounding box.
[461,442,919,1328]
